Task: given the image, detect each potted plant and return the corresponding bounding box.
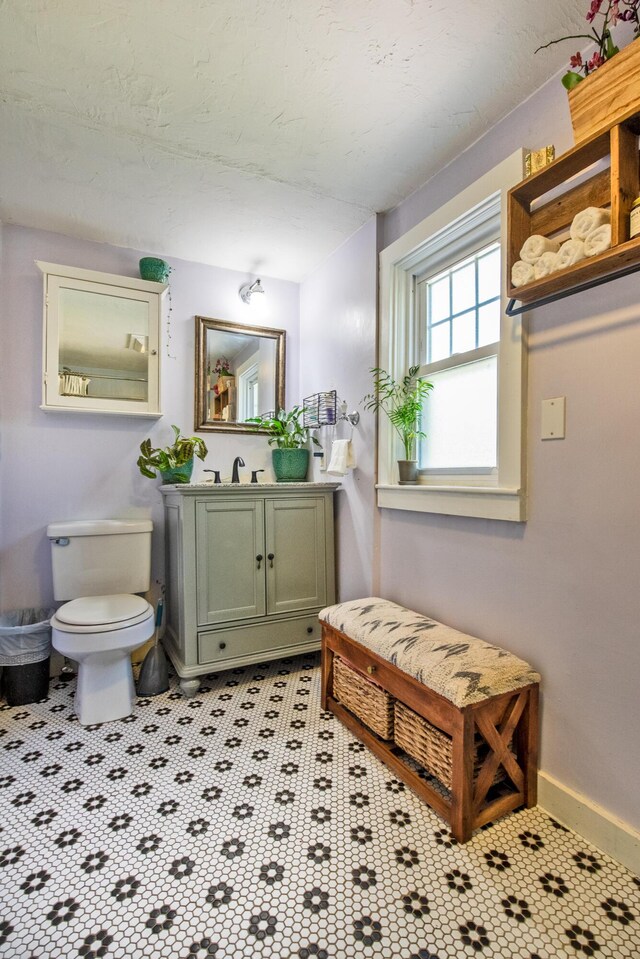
[137,425,208,484]
[535,1,640,141]
[364,366,433,484]
[213,356,234,392]
[248,406,321,482]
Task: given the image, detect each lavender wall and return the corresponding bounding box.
[379,79,640,830]
[0,225,300,609]
[300,218,378,601]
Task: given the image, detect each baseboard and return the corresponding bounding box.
[538,771,640,876]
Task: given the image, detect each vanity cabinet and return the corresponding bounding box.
[161,484,338,695]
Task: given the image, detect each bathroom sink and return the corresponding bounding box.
[161,481,341,489]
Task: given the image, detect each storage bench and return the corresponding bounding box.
[320,598,540,843]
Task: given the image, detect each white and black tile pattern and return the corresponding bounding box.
[0,653,638,958]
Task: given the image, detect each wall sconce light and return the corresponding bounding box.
[239,278,265,304]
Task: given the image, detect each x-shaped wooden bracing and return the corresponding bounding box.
[472,691,528,812]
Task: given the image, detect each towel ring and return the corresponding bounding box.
[337,400,359,439]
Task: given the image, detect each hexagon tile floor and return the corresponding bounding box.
[0,653,638,959]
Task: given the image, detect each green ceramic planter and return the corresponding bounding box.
[160,458,194,485]
[272,448,309,482]
[139,257,171,283]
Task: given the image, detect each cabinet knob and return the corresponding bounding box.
[366,665,376,675]
[219,642,226,650]
[256,554,263,569]
[267,552,275,568]
[307,626,313,634]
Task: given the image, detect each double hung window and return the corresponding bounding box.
[418,241,500,474]
[377,150,527,521]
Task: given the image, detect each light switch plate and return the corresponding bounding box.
[541,397,565,440]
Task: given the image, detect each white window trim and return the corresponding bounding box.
[377,149,527,522]
[237,357,260,421]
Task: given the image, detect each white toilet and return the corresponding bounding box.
[47,519,155,726]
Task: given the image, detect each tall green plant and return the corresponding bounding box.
[137,425,208,478]
[363,366,433,460]
[248,407,321,449]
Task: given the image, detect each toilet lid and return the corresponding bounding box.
[56,594,151,627]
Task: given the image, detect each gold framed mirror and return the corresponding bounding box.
[195,316,286,433]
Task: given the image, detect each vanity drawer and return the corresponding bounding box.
[198,616,321,665]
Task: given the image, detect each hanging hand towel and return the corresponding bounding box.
[534,250,560,279]
[59,372,90,396]
[584,223,612,257]
[520,234,560,264]
[511,260,535,288]
[327,439,356,476]
[570,207,611,242]
[556,238,587,270]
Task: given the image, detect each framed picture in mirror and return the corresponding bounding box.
[194,316,286,433]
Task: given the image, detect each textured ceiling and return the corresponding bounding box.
[0,1,588,280]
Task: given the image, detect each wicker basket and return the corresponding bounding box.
[333,657,394,740]
[394,702,507,791]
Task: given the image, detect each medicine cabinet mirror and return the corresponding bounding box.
[194,315,286,433]
[38,261,167,416]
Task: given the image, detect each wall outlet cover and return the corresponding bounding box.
[541,397,566,440]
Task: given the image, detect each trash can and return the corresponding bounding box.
[0,608,56,706]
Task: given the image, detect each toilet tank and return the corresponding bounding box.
[47,519,153,600]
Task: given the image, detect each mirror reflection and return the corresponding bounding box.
[195,316,285,433]
[59,287,150,402]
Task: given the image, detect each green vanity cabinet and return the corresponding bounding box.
[161,483,338,697]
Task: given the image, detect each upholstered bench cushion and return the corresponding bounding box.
[319,597,540,708]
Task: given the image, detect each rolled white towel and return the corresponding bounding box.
[511,260,535,288]
[584,223,612,257]
[570,206,611,241]
[520,234,561,264]
[556,238,587,270]
[534,250,560,279]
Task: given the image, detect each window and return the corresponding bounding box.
[423,243,501,362]
[377,149,527,521]
[420,355,498,471]
[238,361,260,421]
[418,241,501,473]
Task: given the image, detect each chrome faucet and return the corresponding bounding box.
[231,457,245,483]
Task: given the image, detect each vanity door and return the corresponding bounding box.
[196,498,266,625]
[264,496,327,615]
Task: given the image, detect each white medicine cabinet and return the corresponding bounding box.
[38,261,167,417]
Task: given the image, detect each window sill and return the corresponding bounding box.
[376,484,526,522]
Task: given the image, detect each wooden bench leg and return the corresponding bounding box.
[320,628,334,711]
[517,684,539,808]
[451,709,475,843]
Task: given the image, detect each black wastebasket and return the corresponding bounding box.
[0,608,55,706]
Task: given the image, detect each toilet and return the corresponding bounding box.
[47,519,155,725]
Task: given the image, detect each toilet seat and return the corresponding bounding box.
[53,594,153,634]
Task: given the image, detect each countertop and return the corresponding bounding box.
[159,481,342,492]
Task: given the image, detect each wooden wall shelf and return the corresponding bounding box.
[208,377,236,421]
[507,119,640,313]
